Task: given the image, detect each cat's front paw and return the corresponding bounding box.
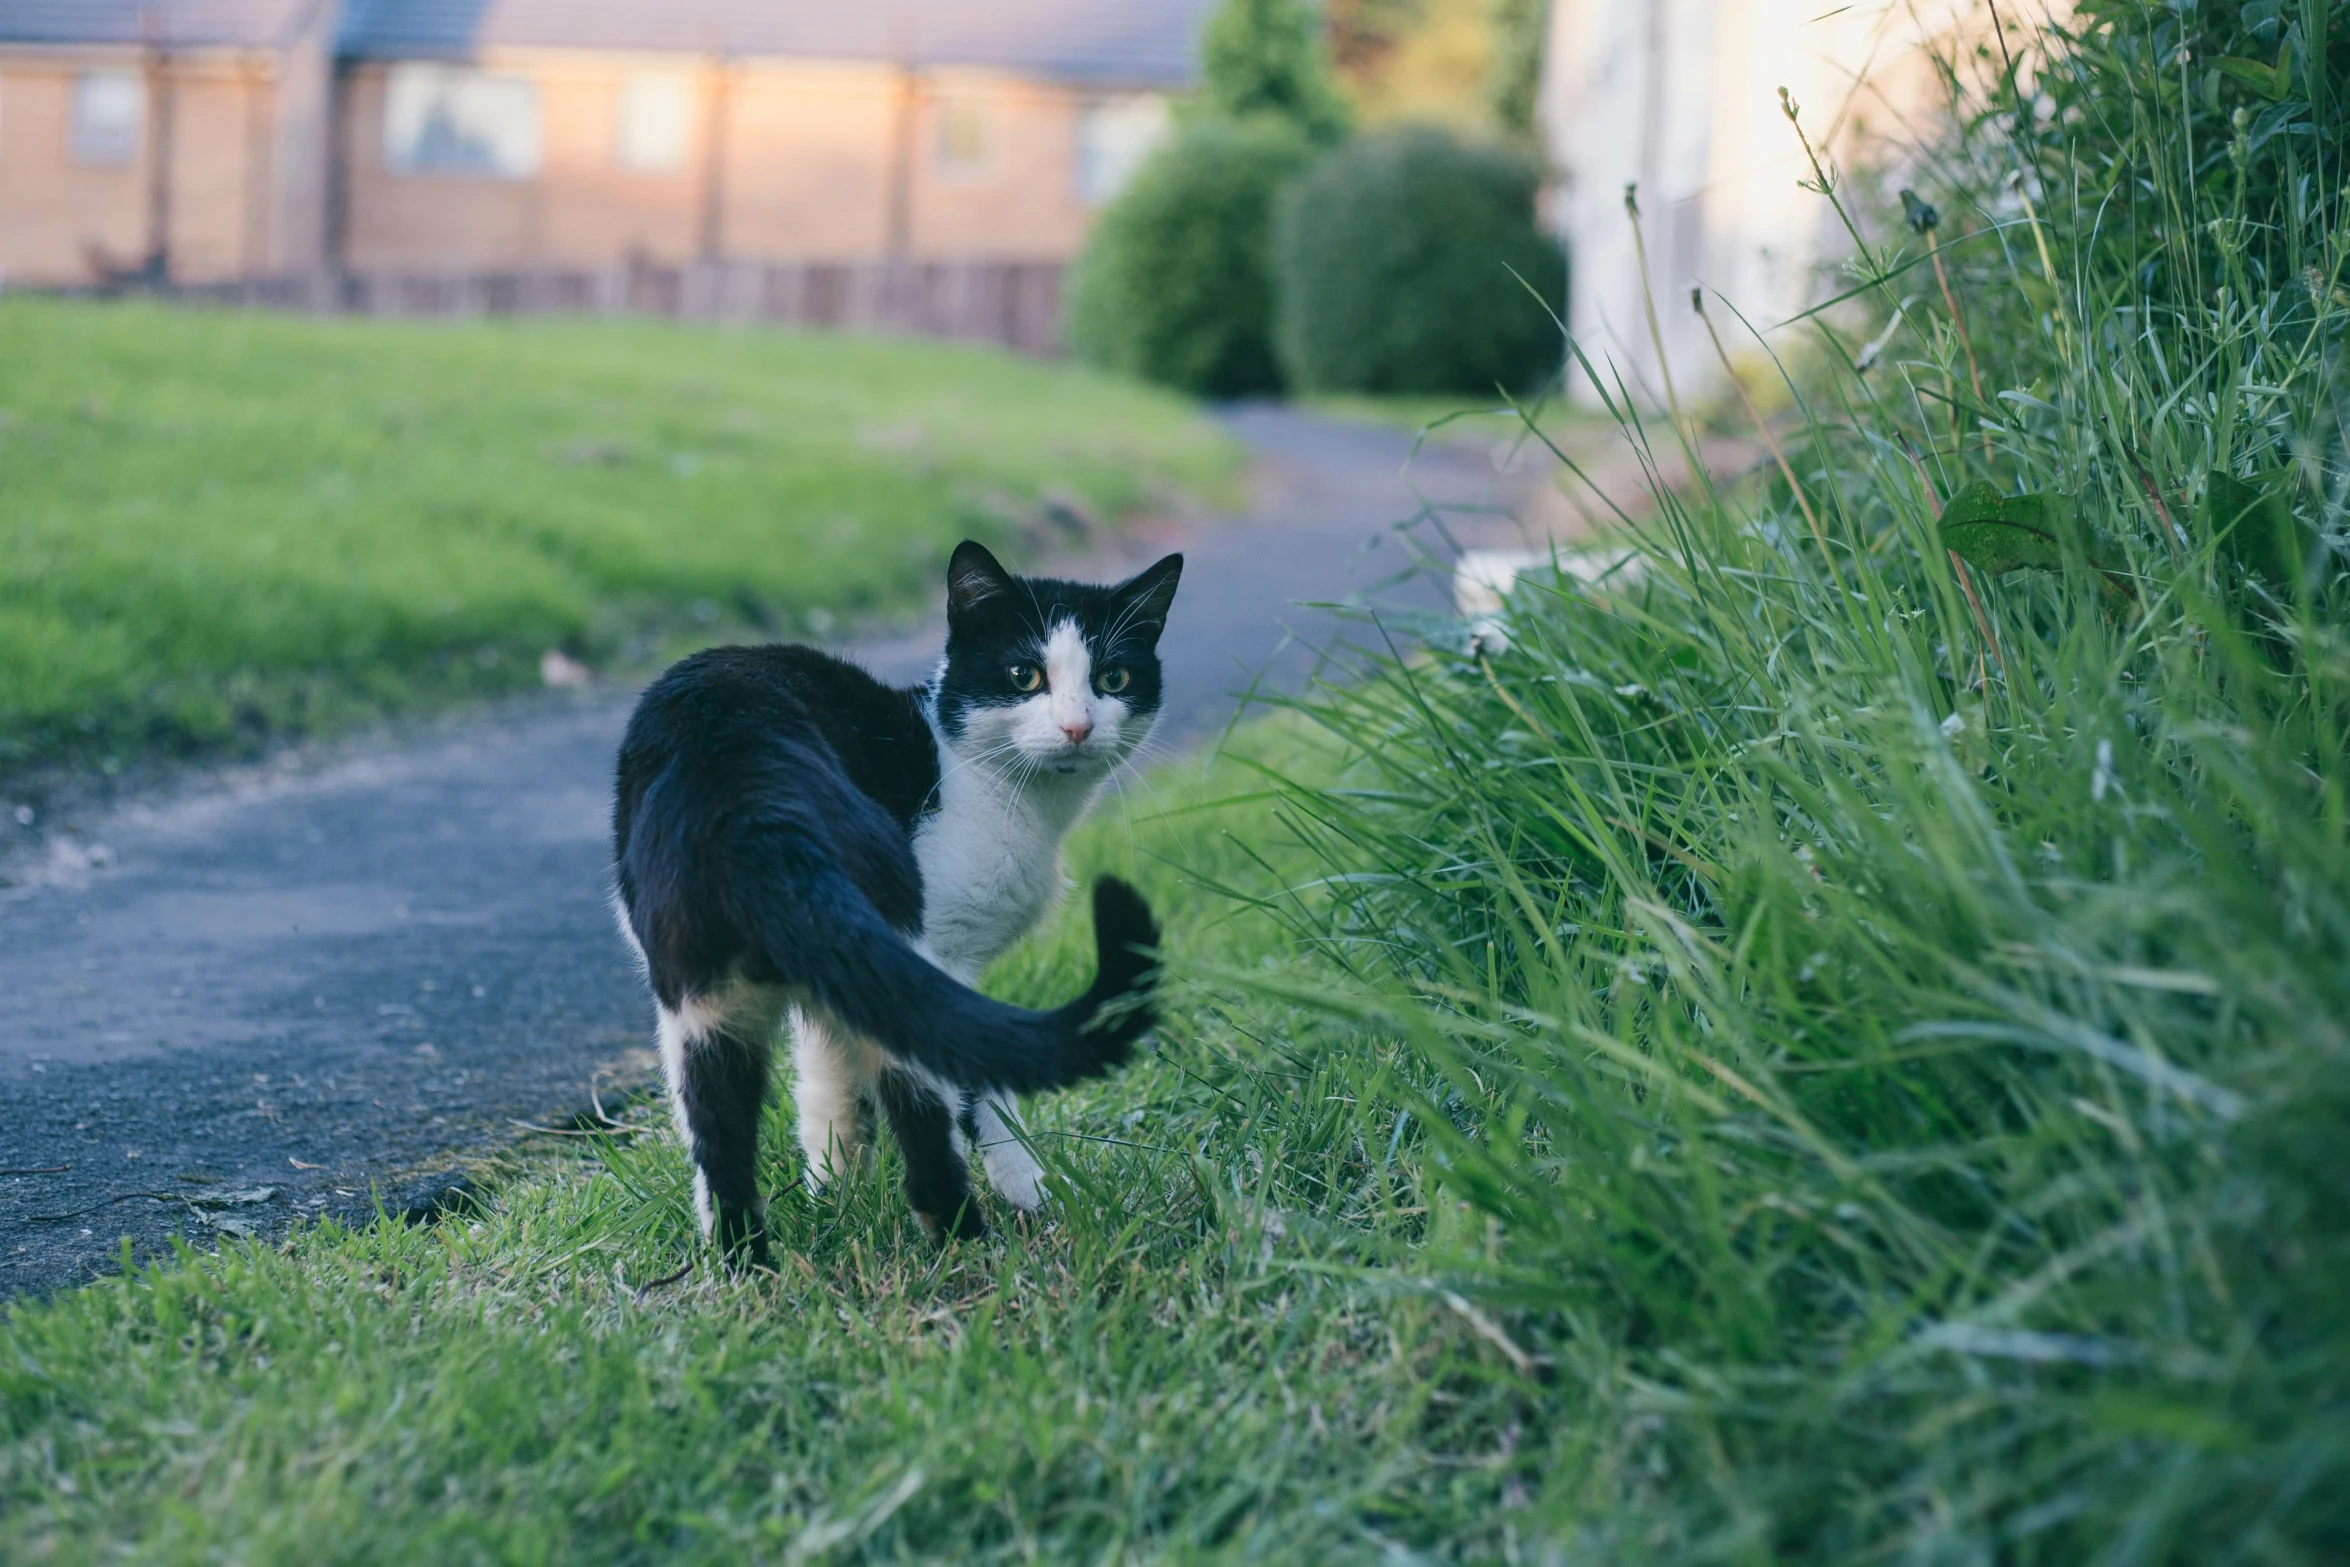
[981,1144,1050,1212]
[992,1166,1049,1213]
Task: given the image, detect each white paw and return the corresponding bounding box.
[983,1150,1050,1213]
[993,1172,1049,1213]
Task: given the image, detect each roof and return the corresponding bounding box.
[336,1,1215,86]
[0,0,329,48]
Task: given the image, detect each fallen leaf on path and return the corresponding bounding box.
[541,649,594,688]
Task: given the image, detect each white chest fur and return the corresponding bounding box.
[912,749,1099,981]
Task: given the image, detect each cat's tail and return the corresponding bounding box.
[745,867,1161,1095]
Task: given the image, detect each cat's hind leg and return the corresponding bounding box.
[657,984,786,1267]
[791,1006,878,1194]
[876,1066,985,1240]
[969,1095,1049,1213]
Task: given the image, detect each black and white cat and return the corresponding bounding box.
[612,540,1183,1261]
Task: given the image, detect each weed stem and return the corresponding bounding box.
[1929,247,1993,461]
[1693,289,1828,553]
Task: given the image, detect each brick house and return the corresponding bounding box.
[0,0,1207,288]
[0,1,335,284]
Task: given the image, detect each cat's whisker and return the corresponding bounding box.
[1114,737,1189,787]
[932,734,1044,789]
[1105,763,1179,826]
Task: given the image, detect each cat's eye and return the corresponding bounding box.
[1008,663,1042,692]
[1096,666,1131,694]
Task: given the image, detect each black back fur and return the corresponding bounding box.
[612,645,1159,1095]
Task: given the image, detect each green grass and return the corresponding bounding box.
[5,7,2345,1562]
[1212,3,2350,1557]
[0,727,1539,1564]
[0,301,1239,780]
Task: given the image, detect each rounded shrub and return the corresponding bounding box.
[1272,127,1566,395]
[1065,122,1312,398]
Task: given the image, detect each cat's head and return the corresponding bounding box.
[933,540,1183,780]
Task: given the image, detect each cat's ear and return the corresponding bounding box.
[1109,553,1183,643]
[946,540,1016,623]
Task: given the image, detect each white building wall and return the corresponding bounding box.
[1542,0,1963,406]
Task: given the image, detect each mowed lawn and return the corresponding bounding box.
[0,729,1526,1565]
[0,300,1238,778]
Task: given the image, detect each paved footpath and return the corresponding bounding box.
[0,406,1552,1299]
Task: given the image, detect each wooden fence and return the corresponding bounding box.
[145,259,1070,356]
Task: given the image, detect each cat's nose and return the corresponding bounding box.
[1059,718,1093,745]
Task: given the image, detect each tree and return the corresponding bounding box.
[1487,0,1548,149]
[1201,0,1352,145]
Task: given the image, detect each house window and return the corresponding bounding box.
[383,64,540,178]
[72,70,144,166]
[1076,94,1169,204]
[935,97,988,179]
[616,75,691,173]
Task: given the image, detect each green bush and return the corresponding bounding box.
[1271,126,1564,395]
[1065,123,1311,397]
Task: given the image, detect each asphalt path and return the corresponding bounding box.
[0,405,1550,1298]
